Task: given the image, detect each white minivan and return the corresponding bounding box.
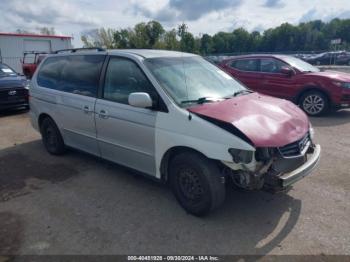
[30,48,321,216]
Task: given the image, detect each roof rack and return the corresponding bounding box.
[23,51,48,55]
[53,47,106,54]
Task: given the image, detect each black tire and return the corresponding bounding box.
[40,117,66,155]
[300,91,329,116]
[169,152,226,216]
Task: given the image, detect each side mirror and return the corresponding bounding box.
[128,92,153,108]
[280,66,293,76]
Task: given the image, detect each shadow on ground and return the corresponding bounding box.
[310,109,350,127]
[0,212,23,255]
[0,140,301,255]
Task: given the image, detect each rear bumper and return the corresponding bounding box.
[278,144,321,188]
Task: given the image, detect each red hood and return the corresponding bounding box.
[307,70,350,82]
[188,93,309,147]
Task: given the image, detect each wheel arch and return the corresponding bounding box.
[38,113,54,129]
[296,86,331,105]
[159,146,214,183]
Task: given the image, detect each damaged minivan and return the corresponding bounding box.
[29,49,321,216]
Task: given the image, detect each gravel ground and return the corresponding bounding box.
[0,108,349,256]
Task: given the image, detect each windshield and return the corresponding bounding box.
[283,56,320,72]
[0,64,17,77]
[145,56,246,106]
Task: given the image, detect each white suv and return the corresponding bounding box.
[30,48,321,216]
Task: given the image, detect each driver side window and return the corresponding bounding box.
[104,57,157,105]
[260,58,288,73]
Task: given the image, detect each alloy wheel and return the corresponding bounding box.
[303,94,325,115]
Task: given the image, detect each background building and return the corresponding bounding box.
[0,33,72,73]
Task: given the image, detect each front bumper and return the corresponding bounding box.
[0,100,29,110]
[277,144,321,188]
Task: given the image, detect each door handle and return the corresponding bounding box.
[99,110,109,119]
[83,105,92,113]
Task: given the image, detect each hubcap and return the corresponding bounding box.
[177,168,204,202]
[303,95,324,115]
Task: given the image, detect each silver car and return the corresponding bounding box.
[30,48,320,216]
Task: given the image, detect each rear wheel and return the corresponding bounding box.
[169,152,226,216]
[300,91,329,116]
[40,117,66,155]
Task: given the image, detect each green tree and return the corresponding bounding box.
[200,34,213,54]
[114,29,132,48]
[145,20,165,47]
[81,28,115,48]
[177,23,196,53]
[79,18,350,54]
[212,32,232,53]
[163,29,180,50]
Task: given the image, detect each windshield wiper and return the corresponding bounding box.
[181,97,216,105]
[225,90,253,98]
[234,90,253,97]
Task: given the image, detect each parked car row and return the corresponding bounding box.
[296,51,350,65]
[206,51,350,66]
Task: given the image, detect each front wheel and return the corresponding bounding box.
[169,152,226,216]
[300,91,329,116]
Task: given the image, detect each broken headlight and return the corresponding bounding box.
[228,148,253,164]
[309,123,315,140]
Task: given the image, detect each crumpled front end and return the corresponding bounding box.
[188,93,321,191]
[222,131,321,192]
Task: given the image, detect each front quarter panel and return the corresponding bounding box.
[154,103,255,178]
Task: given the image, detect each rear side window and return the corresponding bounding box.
[37,56,67,90]
[230,59,258,72]
[37,55,105,97]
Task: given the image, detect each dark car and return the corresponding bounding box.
[219,54,350,116]
[305,51,348,65]
[0,63,29,111]
[336,52,350,65]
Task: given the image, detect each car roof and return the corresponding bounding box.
[225,54,292,60]
[108,49,197,58]
[50,49,197,59]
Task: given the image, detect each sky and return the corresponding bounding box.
[1,0,349,47]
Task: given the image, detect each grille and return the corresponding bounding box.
[278,133,310,158]
[0,88,28,100]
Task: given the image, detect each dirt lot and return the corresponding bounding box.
[0,108,349,256]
